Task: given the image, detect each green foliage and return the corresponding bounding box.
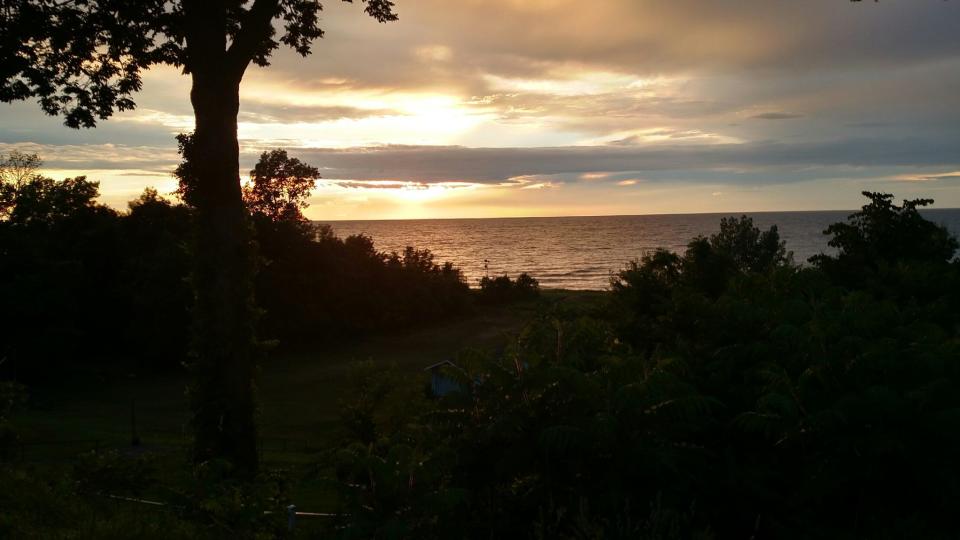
[256,226,471,344]
[0,173,126,377]
[829,191,956,263]
[332,193,960,538]
[244,149,321,222]
[338,361,426,445]
[710,214,790,273]
[173,133,201,208]
[478,272,541,304]
[168,460,292,538]
[0,176,196,377]
[74,450,159,497]
[330,303,719,538]
[611,216,790,352]
[0,152,472,377]
[531,495,714,540]
[121,188,194,370]
[6,175,103,227]
[812,191,958,284]
[0,456,296,539]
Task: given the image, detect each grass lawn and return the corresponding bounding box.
[12,289,605,511]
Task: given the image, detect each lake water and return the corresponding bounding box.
[321,209,960,290]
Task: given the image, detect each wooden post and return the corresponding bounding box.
[287,504,297,531]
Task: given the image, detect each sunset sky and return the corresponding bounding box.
[2,0,959,220]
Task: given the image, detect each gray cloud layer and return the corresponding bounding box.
[290,135,960,184]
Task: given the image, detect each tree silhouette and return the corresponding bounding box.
[0,151,42,219]
[0,151,41,189]
[243,149,320,222]
[819,192,957,266]
[0,0,397,475]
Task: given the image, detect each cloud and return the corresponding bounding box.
[287,136,960,185]
[519,181,560,190]
[334,180,430,190]
[751,112,804,120]
[846,122,891,129]
[10,132,959,191]
[238,104,398,124]
[893,170,960,183]
[329,180,479,191]
[415,45,454,62]
[0,142,179,173]
[271,0,960,96]
[228,0,960,149]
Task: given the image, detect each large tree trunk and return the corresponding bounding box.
[188,70,259,475]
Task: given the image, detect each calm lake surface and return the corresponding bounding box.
[321,209,960,290]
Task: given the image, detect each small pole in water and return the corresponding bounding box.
[484,259,489,279]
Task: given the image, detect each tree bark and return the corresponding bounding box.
[188,68,259,475]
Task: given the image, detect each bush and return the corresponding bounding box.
[74,450,159,497]
[255,224,472,344]
[0,151,473,378]
[478,272,540,304]
[811,191,959,289]
[0,457,294,539]
[333,193,960,538]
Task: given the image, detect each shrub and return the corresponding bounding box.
[478,272,540,304]
[334,193,960,538]
[74,450,159,497]
[811,191,959,290]
[0,151,474,377]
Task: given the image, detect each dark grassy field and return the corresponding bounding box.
[12,289,604,511]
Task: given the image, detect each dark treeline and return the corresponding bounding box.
[4,149,958,538]
[332,192,960,539]
[0,150,479,380]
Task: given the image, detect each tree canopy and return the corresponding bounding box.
[1,0,397,128]
[243,149,320,221]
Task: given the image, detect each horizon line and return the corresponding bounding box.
[314,206,960,223]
